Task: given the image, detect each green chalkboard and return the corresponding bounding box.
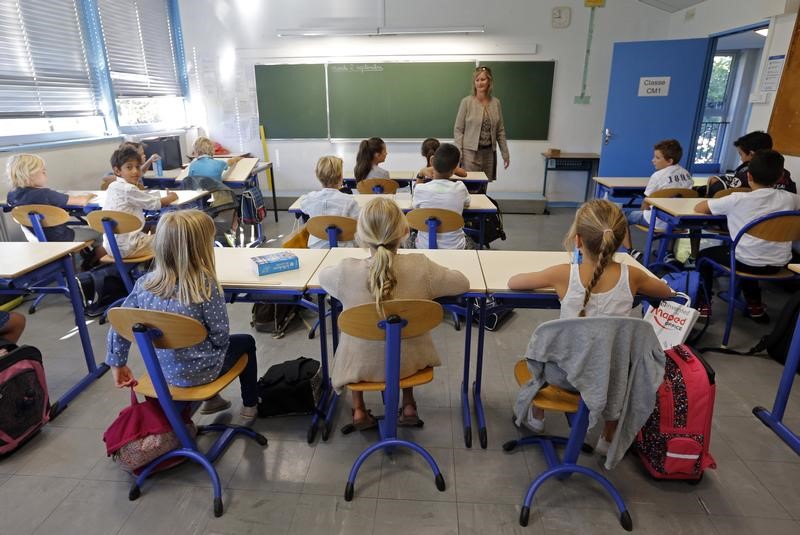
[253,61,554,140]
[327,62,474,139]
[478,61,555,140]
[254,64,327,138]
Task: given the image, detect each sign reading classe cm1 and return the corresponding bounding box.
[638,76,671,97]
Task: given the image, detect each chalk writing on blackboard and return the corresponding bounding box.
[329,64,385,74]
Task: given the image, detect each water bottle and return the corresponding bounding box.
[572,246,582,265]
[154,158,163,177]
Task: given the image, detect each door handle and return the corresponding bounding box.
[603,128,613,145]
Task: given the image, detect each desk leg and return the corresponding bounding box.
[753,314,800,455]
[269,167,278,223]
[309,293,337,443]
[473,296,488,449]
[479,216,486,250]
[50,256,109,418]
[584,167,593,202]
[643,209,658,268]
[461,297,474,448]
[542,167,550,215]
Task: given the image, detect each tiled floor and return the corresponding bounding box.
[1,209,798,534]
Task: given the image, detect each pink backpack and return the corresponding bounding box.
[0,344,50,455]
[636,344,717,480]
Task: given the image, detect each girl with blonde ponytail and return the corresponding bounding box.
[319,197,469,429]
[507,200,673,451]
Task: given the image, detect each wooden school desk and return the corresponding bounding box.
[0,242,108,416]
[306,247,487,446]
[540,152,600,213]
[461,171,490,193]
[342,171,415,190]
[643,197,726,267]
[213,247,330,441]
[593,176,709,205]
[66,190,210,213]
[752,263,800,455]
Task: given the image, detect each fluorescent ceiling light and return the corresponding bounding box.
[755,28,768,37]
[276,26,485,37]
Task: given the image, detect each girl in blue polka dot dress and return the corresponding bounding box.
[105,209,259,425]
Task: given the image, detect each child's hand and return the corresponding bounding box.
[164,190,179,203]
[227,156,243,167]
[111,365,137,388]
[146,154,161,164]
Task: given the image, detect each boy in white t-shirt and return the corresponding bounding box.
[694,150,800,320]
[299,156,360,249]
[623,139,694,258]
[412,143,472,249]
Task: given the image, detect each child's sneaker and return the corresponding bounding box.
[595,436,611,456]
[200,394,231,415]
[237,405,258,426]
[696,302,712,319]
[629,249,644,263]
[747,303,770,324]
[521,406,545,433]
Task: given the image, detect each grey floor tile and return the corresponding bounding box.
[694,459,791,519]
[151,434,247,489]
[453,447,533,505]
[227,438,313,493]
[202,489,299,534]
[372,498,459,535]
[457,502,543,534]
[14,427,106,479]
[378,446,455,502]
[745,460,800,520]
[709,515,800,535]
[538,506,715,534]
[0,475,80,535]
[302,441,380,498]
[117,484,212,535]
[33,480,138,535]
[287,494,376,535]
[714,415,800,463]
[395,406,454,449]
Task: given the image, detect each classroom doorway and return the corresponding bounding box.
[690,24,769,175]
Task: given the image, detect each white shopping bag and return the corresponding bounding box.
[643,292,700,349]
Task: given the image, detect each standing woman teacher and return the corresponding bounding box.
[453,66,510,181]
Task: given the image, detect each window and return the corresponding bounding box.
[97,0,186,129]
[0,0,106,143]
[694,54,737,166]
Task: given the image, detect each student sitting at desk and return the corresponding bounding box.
[104,146,178,257]
[694,150,800,320]
[622,139,693,260]
[319,198,469,429]
[416,138,467,181]
[106,210,259,425]
[299,156,360,248]
[186,137,242,184]
[6,153,106,269]
[411,143,473,250]
[508,199,673,453]
[100,141,158,191]
[354,137,388,183]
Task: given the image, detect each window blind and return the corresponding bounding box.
[0,0,100,118]
[98,0,181,98]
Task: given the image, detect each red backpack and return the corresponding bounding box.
[636,344,716,480]
[0,344,50,455]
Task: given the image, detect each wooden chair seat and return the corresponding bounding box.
[712,187,751,198]
[87,210,145,234]
[134,355,248,401]
[514,360,580,413]
[357,178,399,194]
[714,266,796,279]
[406,208,464,234]
[99,249,154,264]
[306,215,357,242]
[346,366,434,392]
[11,204,70,228]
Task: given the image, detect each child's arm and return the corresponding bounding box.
[507,264,567,294]
[629,268,674,299]
[694,200,711,214]
[105,290,140,388]
[141,154,160,173]
[221,156,243,179]
[160,190,179,207]
[454,166,467,177]
[67,193,95,206]
[202,285,230,350]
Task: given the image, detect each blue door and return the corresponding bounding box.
[599,38,712,176]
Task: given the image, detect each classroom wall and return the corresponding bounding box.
[177,0,668,202]
[668,0,800,176]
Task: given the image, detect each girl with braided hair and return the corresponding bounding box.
[319,197,469,430]
[508,199,672,452]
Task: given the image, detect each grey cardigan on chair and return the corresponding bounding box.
[513,317,665,469]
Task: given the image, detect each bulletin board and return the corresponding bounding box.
[768,14,800,157]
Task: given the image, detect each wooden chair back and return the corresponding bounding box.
[107,308,207,349]
[406,208,464,234]
[746,213,800,242]
[338,299,443,340]
[712,187,750,198]
[11,204,70,228]
[647,188,699,199]
[306,215,357,243]
[282,225,310,248]
[357,178,399,194]
[87,210,144,234]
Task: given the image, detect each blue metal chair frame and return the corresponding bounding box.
[96,216,150,322]
[343,314,446,501]
[126,321,267,517]
[417,216,467,331]
[503,399,632,530]
[20,209,67,314]
[305,223,347,341]
[696,210,800,347]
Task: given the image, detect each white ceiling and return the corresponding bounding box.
[638,0,706,13]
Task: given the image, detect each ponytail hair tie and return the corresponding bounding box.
[602,228,614,235]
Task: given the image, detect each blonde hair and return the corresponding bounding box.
[193,137,215,157]
[563,199,627,317]
[143,210,220,305]
[357,197,408,317]
[315,156,343,188]
[6,153,45,188]
[472,66,493,97]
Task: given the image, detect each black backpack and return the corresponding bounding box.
[471,297,514,331]
[749,291,800,371]
[250,303,302,339]
[257,357,322,417]
[0,342,50,455]
[463,195,506,247]
[76,263,128,317]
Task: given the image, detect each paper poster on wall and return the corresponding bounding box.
[638,76,670,96]
[760,55,785,92]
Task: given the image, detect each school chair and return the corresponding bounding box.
[87,210,154,321]
[697,210,800,347]
[503,318,649,531]
[306,215,357,248]
[712,186,751,198]
[634,188,698,266]
[356,178,399,195]
[339,299,447,501]
[10,204,71,313]
[406,208,468,330]
[107,308,267,517]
